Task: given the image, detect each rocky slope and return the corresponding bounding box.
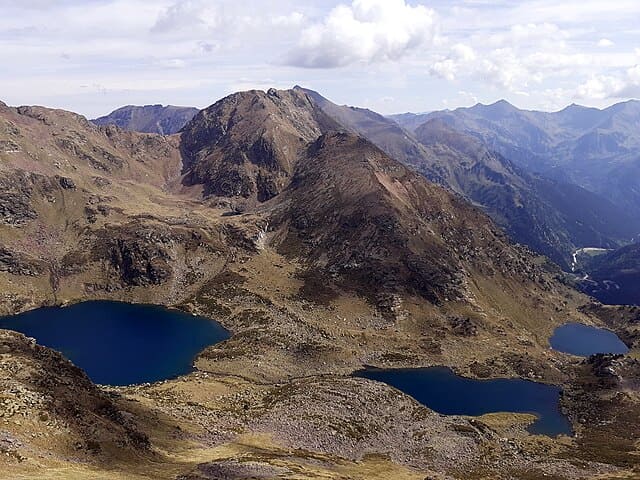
[180,88,340,206]
[412,119,639,268]
[0,90,639,479]
[0,100,249,310]
[92,104,199,135]
[0,329,149,461]
[270,131,546,307]
[299,88,637,268]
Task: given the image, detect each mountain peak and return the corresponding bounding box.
[92,104,199,135]
[471,99,517,113]
[179,87,341,204]
[605,98,640,115]
[491,99,514,107]
[292,85,329,106]
[557,103,599,114]
[463,99,521,120]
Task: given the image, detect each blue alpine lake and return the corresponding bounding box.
[550,323,629,357]
[355,366,572,437]
[0,301,229,386]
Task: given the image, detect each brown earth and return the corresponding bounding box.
[0,89,638,479]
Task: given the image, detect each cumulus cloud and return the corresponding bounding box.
[426,22,574,90]
[480,49,538,90]
[286,0,437,68]
[425,20,631,98]
[430,43,475,81]
[597,38,614,48]
[430,59,457,81]
[575,75,622,99]
[575,65,640,99]
[608,65,640,97]
[451,43,475,62]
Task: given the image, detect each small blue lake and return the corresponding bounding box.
[0,301,229,386]
[355,366,572,436]
[550,323,629,357]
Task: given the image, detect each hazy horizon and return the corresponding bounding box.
[4,87,639,120]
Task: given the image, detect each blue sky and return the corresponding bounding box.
[1,0,639,117]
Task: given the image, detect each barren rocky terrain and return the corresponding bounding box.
[0,89,638,479]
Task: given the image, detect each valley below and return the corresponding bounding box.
[0,89,639,480]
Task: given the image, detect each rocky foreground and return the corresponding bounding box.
[0,90,639,479]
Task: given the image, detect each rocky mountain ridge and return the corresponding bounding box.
[0,89,639,479]
[393,99,640,213]
[92,104,199,135]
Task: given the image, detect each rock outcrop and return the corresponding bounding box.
[0,330,149,456]
[180,88,340,204]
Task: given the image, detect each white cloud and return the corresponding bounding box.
[423,16,640,103]
[431,42,476,80]
[575,65,640,100]
[611,65,640,97]
[575,75,622,99]
[451,43,475,62]
[286,0,437,68]
[430,59,457,81]
[597,38,614,48]
[425,22,576,91]
[480,49,538,90]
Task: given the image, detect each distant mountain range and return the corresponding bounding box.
[297,88,640,269]
[92,104,199,135]
[88,93,640,275]
[391,99,640,213]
